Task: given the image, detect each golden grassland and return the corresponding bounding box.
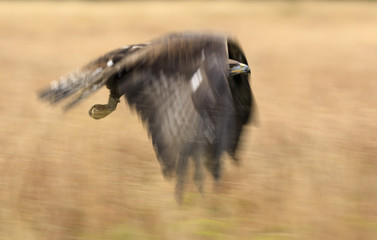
[0,1,377,239]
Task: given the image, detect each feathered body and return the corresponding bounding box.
[39,32,256,201]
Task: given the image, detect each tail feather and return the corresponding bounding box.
[39,70,89,103]
[39,44,152,110]
[62,81,104,111]
[38,67,107,110]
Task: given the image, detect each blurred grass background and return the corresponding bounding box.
[0,1,377,240]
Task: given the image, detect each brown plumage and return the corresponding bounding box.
[39,32,256,202]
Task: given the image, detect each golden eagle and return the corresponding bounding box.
[39,32,256,202]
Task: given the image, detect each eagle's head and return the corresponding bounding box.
[228,59,251,76]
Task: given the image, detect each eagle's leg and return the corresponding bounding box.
[89,94,120,120]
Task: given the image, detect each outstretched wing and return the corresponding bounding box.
[38,43,151,110]
[105,33,242,201]
[113,33,233,177]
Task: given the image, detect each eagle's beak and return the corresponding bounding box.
[230,63,251,75]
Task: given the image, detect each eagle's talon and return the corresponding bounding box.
[89,96,119,119]
[89,105,105,119]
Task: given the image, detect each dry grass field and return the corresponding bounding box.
[0,1,377,240]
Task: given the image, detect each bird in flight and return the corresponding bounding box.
[39,32,256,202]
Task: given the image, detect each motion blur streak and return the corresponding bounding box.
[0,1,376,240]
